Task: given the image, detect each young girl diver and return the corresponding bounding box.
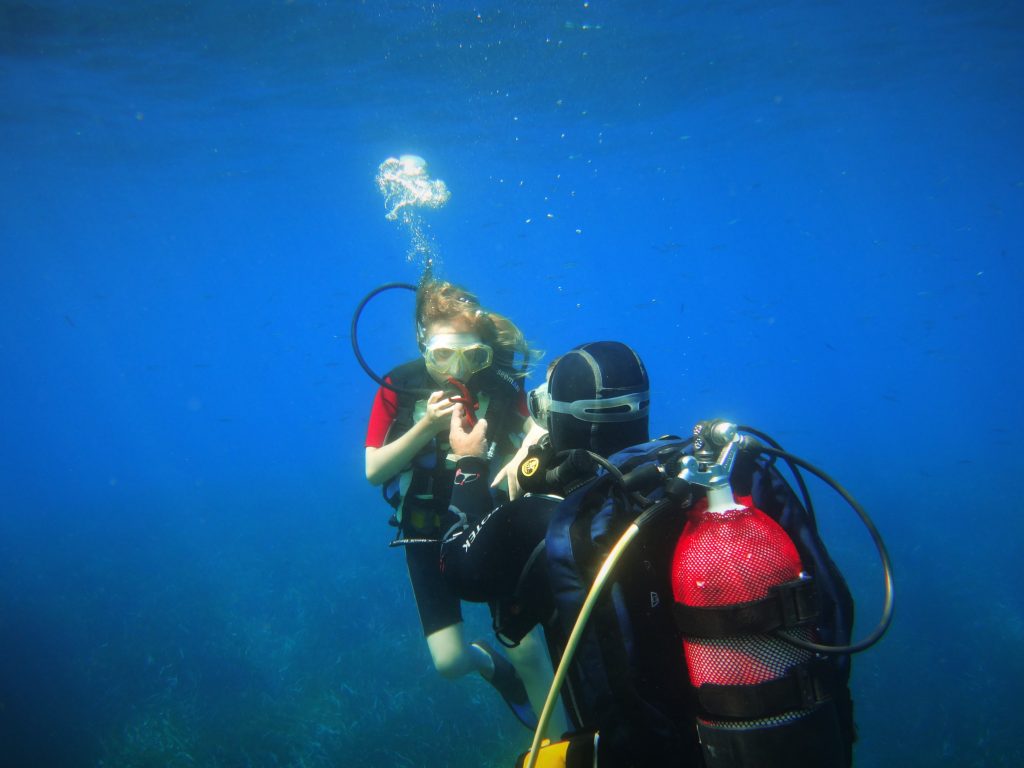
[364,277,562,733]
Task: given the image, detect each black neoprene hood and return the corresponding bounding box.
[548,341,650,456]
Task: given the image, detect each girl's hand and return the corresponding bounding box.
[424,390,457,432]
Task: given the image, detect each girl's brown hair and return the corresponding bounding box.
[415,279,533,375]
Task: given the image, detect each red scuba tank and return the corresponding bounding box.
[671,490,813,722]
[668,426,849,767]
[671,489,831,765]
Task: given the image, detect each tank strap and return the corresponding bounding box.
[697,698,848,768]
[672,577,819,637]
[697,659,840,720]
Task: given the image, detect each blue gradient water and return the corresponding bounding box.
[2,2,1021,766]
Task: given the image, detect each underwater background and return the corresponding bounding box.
[1,1,1021,766]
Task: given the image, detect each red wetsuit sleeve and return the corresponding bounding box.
[365,379,400,448]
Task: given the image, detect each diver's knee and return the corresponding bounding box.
[432,652,465,679]
[426,626,472,679]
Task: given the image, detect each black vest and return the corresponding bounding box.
[382,359,524,535]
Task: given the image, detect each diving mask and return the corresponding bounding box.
[527,382,552,427]
[423,333,493,380]
[528,381,650,426]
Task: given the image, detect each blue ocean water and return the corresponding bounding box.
[1,1,1021,766]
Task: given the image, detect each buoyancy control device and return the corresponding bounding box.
[519,421,893,768]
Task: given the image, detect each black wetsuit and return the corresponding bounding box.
[440,455,559,645]
[441,455,706,768]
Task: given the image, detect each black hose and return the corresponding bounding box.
[350,282,433,397]
[739,425,816,522]
[757,445,895,655]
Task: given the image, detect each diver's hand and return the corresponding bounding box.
[424,390,457,433]
[449,404,489,458]
[492,422,548,501]
[492,454,523,501]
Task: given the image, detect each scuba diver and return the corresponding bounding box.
[362,276,555,730]
[441,340,696,766]
[441,341,883,768]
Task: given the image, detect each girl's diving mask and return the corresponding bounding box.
[528,382,650,427]
[423,333,493,380]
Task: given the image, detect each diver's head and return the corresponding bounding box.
[533,341,650,455]
[415,279,484,346]
[415,278,530,384]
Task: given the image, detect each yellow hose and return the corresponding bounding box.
[524,521,641,768]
